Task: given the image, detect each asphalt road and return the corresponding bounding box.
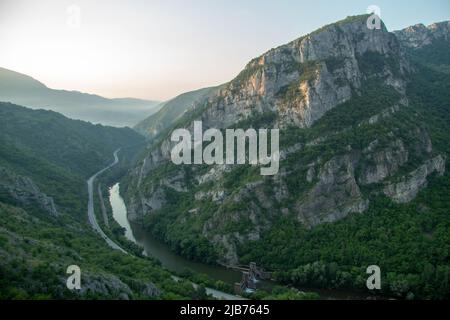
[87,149,127,254]
[87,149,245,300]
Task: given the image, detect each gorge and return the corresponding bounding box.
[1,13,449,301]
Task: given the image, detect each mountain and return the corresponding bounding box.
[394,21,450,49]
[134,87,217,139]
[0,67,161,127]
[121,15,450,299]
[0,102,208,299]
[0,100,144,228]
[395,21,450,73]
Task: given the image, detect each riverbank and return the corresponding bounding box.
[109,182,370,300]
[89,150,245,300]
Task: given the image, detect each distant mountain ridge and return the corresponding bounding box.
[0,67,161,127]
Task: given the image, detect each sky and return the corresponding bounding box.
[0,0,449,101]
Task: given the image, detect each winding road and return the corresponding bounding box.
[87,149,246,300]
[87,149,127,254]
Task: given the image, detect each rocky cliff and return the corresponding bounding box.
[123,15,448,265]
[197,15,410,130]
[394,21,450,49]
[0,167,58,216]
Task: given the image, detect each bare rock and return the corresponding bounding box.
[383,155,446,203]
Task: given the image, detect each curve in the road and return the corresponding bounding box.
[87,149,246,300]
[87,149,127,254]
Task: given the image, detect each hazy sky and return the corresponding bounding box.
[0,0,449,101]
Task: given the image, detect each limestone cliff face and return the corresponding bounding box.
[296,153,369,227]
[394,21,450,49]
[123,16,447,265]
[201,15,410,129]
[383,155,446,204]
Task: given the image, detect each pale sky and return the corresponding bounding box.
[0,0,449,101]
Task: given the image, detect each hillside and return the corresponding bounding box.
[0,67,161,127]
[0,103,206,299]
[121,15,450,299]
[134,87,217,139]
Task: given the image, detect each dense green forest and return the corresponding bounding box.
[239,172,450,299]
[240,58,450,299]
[0,103,144,217]
[0,102,142,177]
[0,202,208,300]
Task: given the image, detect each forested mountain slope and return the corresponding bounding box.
[122,16,450,299]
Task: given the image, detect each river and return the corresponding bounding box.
[109,183,242,284]
[109,183,368,300]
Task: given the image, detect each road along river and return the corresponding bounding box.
[109,183,243,284]
[87,150,245,300]
[87,149,127,254]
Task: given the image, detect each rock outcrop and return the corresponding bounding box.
[0,167,58,216]
[77,273,133,299]
[199,15,410,130]
[296,154,369,227]
[395,21,450,48]
[383,155,446,203]
[359,139,409,185]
